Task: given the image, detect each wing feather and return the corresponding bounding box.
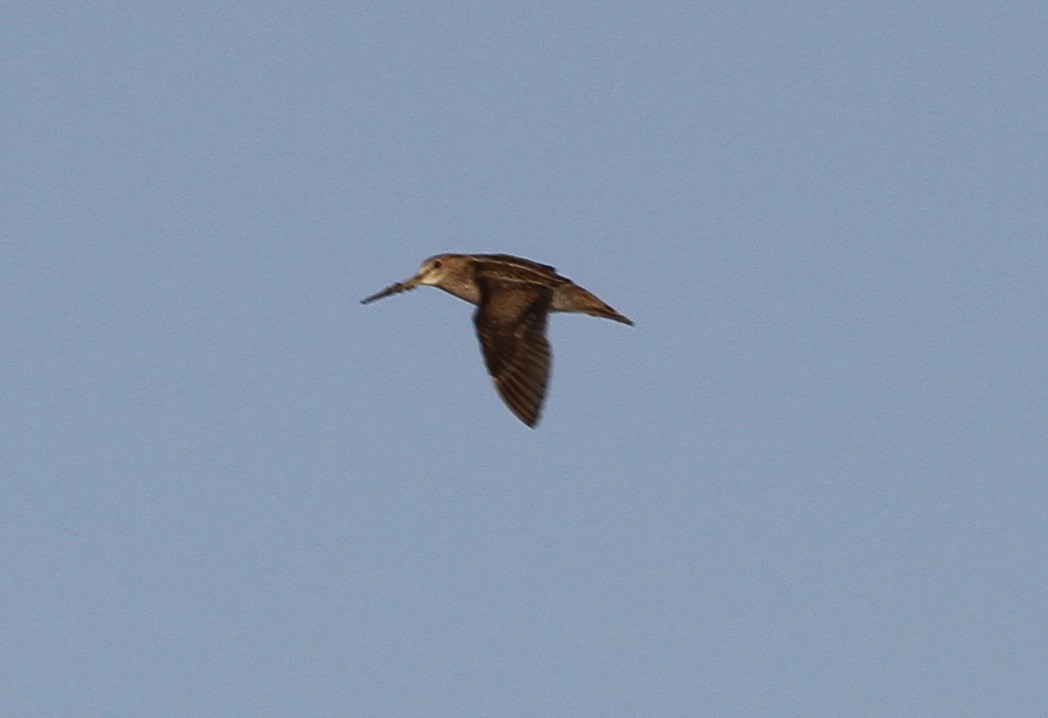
[473,281,552,427]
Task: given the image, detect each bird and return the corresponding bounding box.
[361,253,632,427]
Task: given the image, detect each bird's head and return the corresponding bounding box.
[360,253,460,304]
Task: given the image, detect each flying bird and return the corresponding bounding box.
[361,253,632,427]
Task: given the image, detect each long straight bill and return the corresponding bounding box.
[360,280,416,304]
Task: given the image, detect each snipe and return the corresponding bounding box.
[362,253,632,427]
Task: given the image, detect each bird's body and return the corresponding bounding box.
[362,253,632,427]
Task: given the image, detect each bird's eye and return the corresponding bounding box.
[432,260,442,269]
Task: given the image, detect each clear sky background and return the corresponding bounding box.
[3,3,1046,716]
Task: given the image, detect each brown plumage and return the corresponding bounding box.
[362,253,632,427]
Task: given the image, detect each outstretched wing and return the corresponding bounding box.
[473,281,552,427]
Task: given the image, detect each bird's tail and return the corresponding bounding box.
[559,286,634,326]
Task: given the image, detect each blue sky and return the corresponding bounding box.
[3,3,1046,715]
